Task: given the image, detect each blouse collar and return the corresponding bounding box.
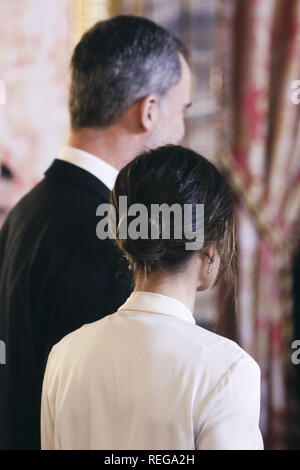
[117,290,196,325]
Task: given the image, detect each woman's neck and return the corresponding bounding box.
[134,269,198,314]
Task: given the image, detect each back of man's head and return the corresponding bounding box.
[69,15,189,131]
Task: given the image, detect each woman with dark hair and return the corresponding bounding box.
[41,145,263,450]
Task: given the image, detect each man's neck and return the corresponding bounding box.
[68,127,144,172]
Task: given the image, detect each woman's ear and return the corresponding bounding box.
[139,94,161,131]
[197,247,220,291]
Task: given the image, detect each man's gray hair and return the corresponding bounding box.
[69,15,189,130]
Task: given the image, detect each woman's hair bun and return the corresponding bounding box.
[111,145,235,280]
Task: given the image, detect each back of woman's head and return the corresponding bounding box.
[111,145,236,293]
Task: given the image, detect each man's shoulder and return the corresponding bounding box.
[8,159,110,212]
[3,171,109,236]
[0,171,118,278]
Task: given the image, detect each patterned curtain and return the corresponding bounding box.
[216,0,300,449]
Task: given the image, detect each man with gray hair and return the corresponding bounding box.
[0,15,192,449]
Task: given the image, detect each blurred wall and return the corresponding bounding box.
[0,0,73,225]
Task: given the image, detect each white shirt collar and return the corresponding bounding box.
[58,146,118,191]
[118,291,196,325]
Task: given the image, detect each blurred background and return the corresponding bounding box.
[0,0,299,450]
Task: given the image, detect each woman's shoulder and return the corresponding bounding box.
[47,314,113,361]
[183,322,260,380]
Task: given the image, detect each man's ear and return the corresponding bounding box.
[139,94,161,131]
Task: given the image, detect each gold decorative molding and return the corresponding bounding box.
[72,0,122,45]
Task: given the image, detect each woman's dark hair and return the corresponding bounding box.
[69,15,189,130]
[111,145,237,306]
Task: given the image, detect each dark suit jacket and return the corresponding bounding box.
[0,159,133,449]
